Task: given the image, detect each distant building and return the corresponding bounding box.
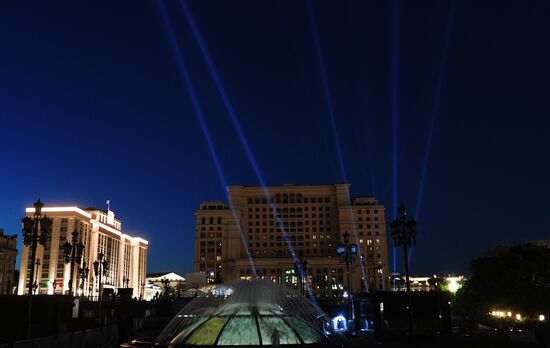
[194,184,390,296]
[390,273,465,293]
[145,272,186,300]
[0,228,18,295]
[18,205,148,298]
[526,240,550,248]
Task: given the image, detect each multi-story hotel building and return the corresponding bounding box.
[0,228,18,295]
[194,184,389,296]
[18,205,148,298]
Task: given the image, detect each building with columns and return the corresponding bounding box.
[194,184,389,297]
[18,205,148,298]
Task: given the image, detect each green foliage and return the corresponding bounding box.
[454,244,550,320]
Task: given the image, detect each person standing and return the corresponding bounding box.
[271,328,280,346]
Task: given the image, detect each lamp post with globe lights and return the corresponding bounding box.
[32,258,41,294]
[293,255,309,296]
[123,276,130,288]
[337,231,358,332]
[63,230,85,296]
[390,204,417,340]
[78,262,89,296]
[22,199,53,338]
[93,252,108,327]
[337,231,357,296]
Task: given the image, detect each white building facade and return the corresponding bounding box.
[18,206,148,298]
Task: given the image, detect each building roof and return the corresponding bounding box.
[25,205,148,245]
[147,272,185,281]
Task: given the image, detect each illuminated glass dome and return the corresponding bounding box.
[155,280,327,346]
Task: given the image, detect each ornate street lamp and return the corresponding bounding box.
[161,278,170,298]
[22,199,52,338]
[140,282,146,300]
[337,231,357,295]
[78,262,89,296]
[33,258,41,294]
[63,230,85,296]
[293,255,309,296]
[93,252,108,327]
[337,231,358,333]
[390,204,417,340]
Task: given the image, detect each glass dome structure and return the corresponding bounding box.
[155,280,328,346]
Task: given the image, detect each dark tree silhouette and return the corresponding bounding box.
[455,244,550,321]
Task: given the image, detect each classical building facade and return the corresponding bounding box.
[194,184,389,296]
[0,228,18,295]
[18,205,148,298]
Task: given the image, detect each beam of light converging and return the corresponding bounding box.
[414,0,457,220]
[307,0,369,292]
[156,0,257,277]
[391,0,399,222]
[393,246,397,289]
[390,0,401,285]
[179,0,320,309]
[410,0,457,266]
[306,0,347,182]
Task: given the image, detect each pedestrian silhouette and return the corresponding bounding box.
[271,328,280,346]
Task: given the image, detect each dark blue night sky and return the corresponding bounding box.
[1,1,549,276]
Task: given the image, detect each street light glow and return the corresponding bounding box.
[447,279,460,293]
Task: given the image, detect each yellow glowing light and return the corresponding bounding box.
[26,206,92,218]
[27,206,148,245]
[507,311,512,317]
[95,221,149,245]
[515,314,521,320]
[539,315,545,321]
[447,279,460,293]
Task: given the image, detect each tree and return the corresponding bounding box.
[455,244,550,321]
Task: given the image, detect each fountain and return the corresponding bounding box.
[155,280,329,346]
